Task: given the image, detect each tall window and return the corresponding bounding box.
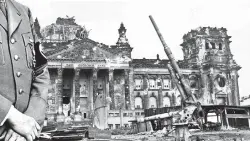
[135,79,142,90]
[163,79,170,89]
[217,76,226,87]
[135,96,143,109]
[149,79,156,89]
[210,42,216,49]
[108,124,113,129]
[97,79,103,89]
[115,124,120,129]
[205,42,209,49]
[219,43,222,50]
[149,96,157,108]
[163,96,171,107]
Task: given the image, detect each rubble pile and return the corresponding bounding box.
[112,128,176,141]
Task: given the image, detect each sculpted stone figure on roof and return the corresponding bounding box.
[116,23,130,47]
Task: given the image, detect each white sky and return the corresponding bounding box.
[16,0,250,98]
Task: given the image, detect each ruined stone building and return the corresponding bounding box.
[41,17,241,129]
[180,27,241,106]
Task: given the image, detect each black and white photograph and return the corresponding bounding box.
[1,0,250,140]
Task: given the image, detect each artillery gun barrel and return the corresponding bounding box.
[129,111,178,123]
[167,64,187,100]
[149,15,197,103]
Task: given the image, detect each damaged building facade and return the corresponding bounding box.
[40,17,244,130]
[180,27,240,106]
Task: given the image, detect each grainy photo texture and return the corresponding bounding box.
[1,0,250,141]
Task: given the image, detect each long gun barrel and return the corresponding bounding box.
[149,15,197,103]
[167,64,187,100]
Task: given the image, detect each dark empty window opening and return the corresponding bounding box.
[218,77,226,87]
[219,43,222,50]
[123,113,128,117]
[205,42,209,49]
[210,42,216,49]
[63,97,70,104]
[190,81,197,88]
[84,113,87,118]
[115,124,120,129]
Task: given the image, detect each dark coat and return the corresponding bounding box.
[0,0,50,134]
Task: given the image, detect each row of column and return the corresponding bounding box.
[55,68,132,116]
[109,69,131,110]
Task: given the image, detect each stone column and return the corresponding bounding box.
[104,73,109,129]
[231,70,240,106]
[71,74,75,114]
[208,67,215,104]
[74,68,81,113]
[74,68,82,121]
[93,68,98,107]
[172,93,176,106]
[105,71,110,111]
[129,68,135,110]
[157,75,163,108]
[143,74,149,109]
[109,69,115,110]
[124,69,130,110]
[56,68,64,122]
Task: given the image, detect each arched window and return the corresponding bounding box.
[135,97,143,109]
[149,96,157,108]
[218,76,226,87]
[163,97,171,107]
[210,42,216,49]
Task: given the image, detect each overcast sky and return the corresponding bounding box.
[16,0,250,98]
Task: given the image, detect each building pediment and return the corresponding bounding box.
[43,38,132,63]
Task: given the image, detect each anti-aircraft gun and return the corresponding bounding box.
[149,15,203,140]
[130,16,203,141]
[150,15,203,118]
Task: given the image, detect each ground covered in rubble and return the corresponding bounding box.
[110,129,250,141]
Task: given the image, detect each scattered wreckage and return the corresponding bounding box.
[39,124,111,141]
[129,16,250,141]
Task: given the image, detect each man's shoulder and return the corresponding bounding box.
[11,0,30,15]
